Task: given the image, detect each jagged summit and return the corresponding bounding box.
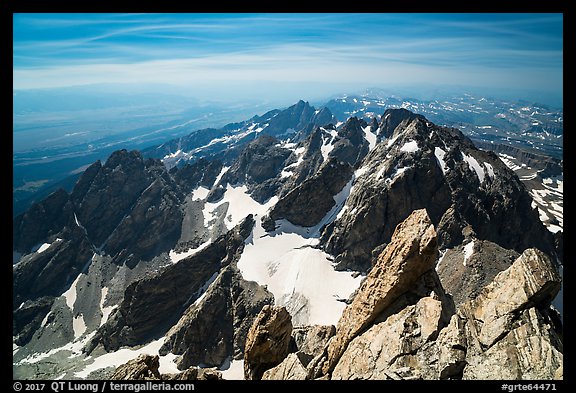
[377,107,426,140]
[144,100,336,170]
[321,110,556,272]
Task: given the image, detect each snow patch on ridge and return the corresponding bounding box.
[99,287,116,326]
[169,240,211,264]
[192,272,219,306]
[385,134,400,148]
[363,125,377,151]
[202,185,278,230]
[400,140,419,153]
[498,154,522,171]
[462,153,485,183]
[434,147,449,175]
[213,166,230,187]
[62,274,83,310]
[36,243,52,253]
[320,128,337,161]
[72,315,86,339]
[484,162,495,179]
[463,240,475,266]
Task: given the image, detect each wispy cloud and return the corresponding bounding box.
[13,13,562,101]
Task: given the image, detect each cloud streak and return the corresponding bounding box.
[13,13,563,102]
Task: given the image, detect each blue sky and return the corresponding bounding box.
[13,13,563,104]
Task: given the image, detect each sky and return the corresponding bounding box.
[13,13,563,105]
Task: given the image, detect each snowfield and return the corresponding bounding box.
[239,218,363,326]
[238,177,363,326]
[202,184,278,230]
[219,358,245,380]
[191,186,210,201]
[74,337,179,378]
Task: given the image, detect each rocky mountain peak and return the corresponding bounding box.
[13,188,73,253]
[322,109,557,272]
[338,116,367,145]
[104,149,145,171]
[260,100,316,138]
[312,107,335,126]
[378,108,426,140]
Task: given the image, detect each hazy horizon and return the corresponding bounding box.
[13,13,563,107]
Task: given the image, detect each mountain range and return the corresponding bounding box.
[13,100,563,380]
[13,91,563,219]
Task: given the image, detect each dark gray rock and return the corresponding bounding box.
[311,107,336,127]
[172,158,223,193]
[13,188,73,253]
[87,216,255,353]
[222,134,292,202]
[13,226,94,307]
[159,264,273,369]
[70,160,102,206]
[206,185,226,203]
[280,127,325,192]
[73,149,154,247]
[437,239,520,306]
[18,296,76,357]
[13,297,55,346]
[329,118,370,166]
[267,159,353,227]
[104,176,183,266]
[377,108,426,140]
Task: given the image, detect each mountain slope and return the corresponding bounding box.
[13,105,562,380]
[321,109,557,272]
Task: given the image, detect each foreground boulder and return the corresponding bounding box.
[244,305,293,380]
[262,325,336,380]
[459,248,562,379]
[322,208,439,374]
[110,354,161,380]
[326,247,562,380]
[110,354,222,380]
